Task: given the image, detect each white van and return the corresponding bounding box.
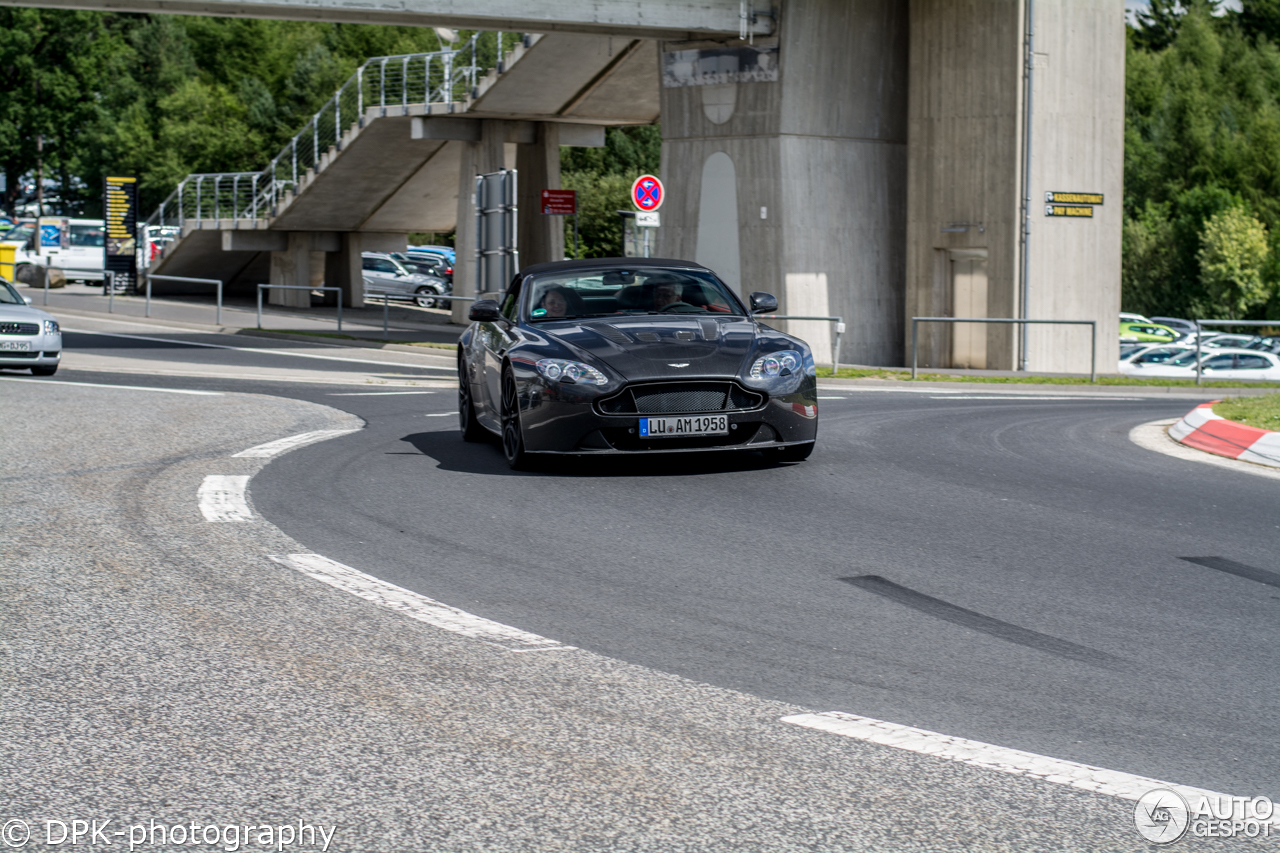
[9,219,106,284]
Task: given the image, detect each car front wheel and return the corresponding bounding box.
[414,287,440,309]
[500,366,531,470]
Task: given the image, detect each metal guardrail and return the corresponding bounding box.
[753,314,846,373]
[144,32,528,233]
[258,284,344,332]
[145,275,224,323]
[1193,319,1279,385]
[911,317,1098,382]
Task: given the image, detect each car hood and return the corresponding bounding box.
[542,315,761,380]
[0,303,55,324]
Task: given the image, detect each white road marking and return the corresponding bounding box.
[425,413,454,417]
[0,376,222,395]
[328,391,438,396]
[67,329,454,370]
[63,363,454,387]
[816,396,847,399]
[1129,418,1280,481]
[268,554,573,653]
[782,711,1235,806]
[818,385,963,394]
[232,429,362,458]
[929,395,1140,401]
[198,475,252,521]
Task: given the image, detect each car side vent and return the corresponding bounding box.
[635,332,660,342]
[589,323,631,344]
[675,330,694,341]
[699,319,719,340]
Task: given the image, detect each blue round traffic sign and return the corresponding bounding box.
[631,175,664,212]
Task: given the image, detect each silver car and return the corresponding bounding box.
[361,252,451,308]
[0,279,62,376]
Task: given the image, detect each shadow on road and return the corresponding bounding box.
[399,429,787,478]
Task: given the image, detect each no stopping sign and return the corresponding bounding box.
[631,175,664,212]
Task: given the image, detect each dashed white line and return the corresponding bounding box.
[0,376,222,395]
[425,413,454,417]
[232,429,362,458]
[782,711,1234,805]
[328,391,438,396]
[197,475,252,522]
[268,554,573,653]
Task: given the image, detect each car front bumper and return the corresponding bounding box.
[0,332,61,369]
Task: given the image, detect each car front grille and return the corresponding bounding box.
[0,323,39,335]
[596,382,764,415]
[0,351,38,358]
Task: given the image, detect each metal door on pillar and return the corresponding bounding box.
[949,249,988,369]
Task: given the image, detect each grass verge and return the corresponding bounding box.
[1212,393,1280,430]
[814,366,1280,389]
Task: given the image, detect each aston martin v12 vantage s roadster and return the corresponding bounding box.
[457,258,818,469]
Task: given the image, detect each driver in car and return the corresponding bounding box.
[653,281,683,310]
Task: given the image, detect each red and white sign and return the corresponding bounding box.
[631,175,664,212]
[1169,401,1280,468]
[541,189,577,215]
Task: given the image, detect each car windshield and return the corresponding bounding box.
[2,223,34,243]
[525,266,745,322]
[1166,351,1201,367]
[1134,347,1185,363]
[70,225,104,247]
[0,281,25,304]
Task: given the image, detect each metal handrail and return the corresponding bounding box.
[258,284,344,332]
[1193,319,1279,385]
[911,317,1098,382]
[753,314,846,373]
[147,274,224,324]
[144,34,496,232]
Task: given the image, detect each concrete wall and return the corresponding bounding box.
[660,0,909,366]
[905,0,1124,374]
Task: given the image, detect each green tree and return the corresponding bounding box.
[560,126,660,257]
[1198,206,1271,317]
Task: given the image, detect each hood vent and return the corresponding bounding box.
[589,323,632,344]
[699,319,719,340]
[675,330,694,341]
[635,331,660,342]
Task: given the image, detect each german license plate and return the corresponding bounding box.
[0,341,31,351]
[640,414,728,437]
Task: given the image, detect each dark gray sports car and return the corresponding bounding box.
[457,258,818,469]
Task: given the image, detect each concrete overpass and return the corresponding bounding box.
[23,0,1125,372]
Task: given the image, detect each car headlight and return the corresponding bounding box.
[749,350,802,379]
[43,320,59,334]
[536,358,608,385]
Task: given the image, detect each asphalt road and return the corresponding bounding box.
[7,320,1277,850]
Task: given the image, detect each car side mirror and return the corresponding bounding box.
[749,292,778,314]
[469,299,503,322]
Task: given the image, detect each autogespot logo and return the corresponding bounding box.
[1135,789,1191,844]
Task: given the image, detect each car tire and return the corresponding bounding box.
[769,442,814,463]
[458,358,487,443]
[413,287,439,309]
[31,365,57,377]
[500,365,531,470]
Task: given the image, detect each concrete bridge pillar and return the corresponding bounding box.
[323,232,408,310]
[658,0,908,366]
[268,233,322,307]
[517,123,565,270]
[451,120,515,323]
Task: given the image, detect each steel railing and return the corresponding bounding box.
[911,317,1098,382]
[1193,319,1279,385]
[754,314,846,373]
[145,32,527,234]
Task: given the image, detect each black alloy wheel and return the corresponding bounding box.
[500,366,530,470]
[769,441,814,463]
[458,358,487,443]
[414,287,439,309]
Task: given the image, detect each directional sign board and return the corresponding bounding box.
[631,175,664,212]
[541,189,577,215]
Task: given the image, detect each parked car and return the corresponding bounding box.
[1149,316,1197,335]
[401,251,453,283]
[1122,348,1203,378]
[361,252,451,308]
[1120,312,1151,324]
[1120,321,1179,343]
[408,244,456,265]
[1120,345,1197,374]
[1197,348,1280,380]
[0,278,61,375]
[7,218,106,284]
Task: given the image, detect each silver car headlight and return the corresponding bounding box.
[749,350,802,379]
[536,358,607,385]
[44,319,59,334]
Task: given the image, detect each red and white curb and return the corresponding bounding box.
[1169,402,1280,468]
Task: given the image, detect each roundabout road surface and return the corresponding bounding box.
[45,325,1280,800]
[248,383,1279,799]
